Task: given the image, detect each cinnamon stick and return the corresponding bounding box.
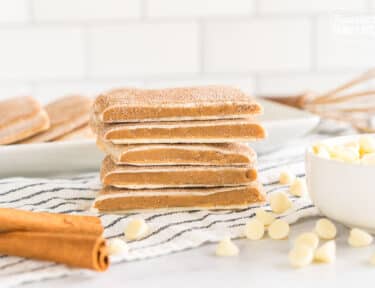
[0,232,108,271]
[0,207,103,235]
[0,208,109,271]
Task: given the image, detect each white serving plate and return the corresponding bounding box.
[0,139,103,178]
[0,99,319,177]
[306,134,375,233]
[251,99,320,154]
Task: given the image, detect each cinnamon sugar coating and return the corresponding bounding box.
[93,86,262,123]
[22,95,92,143]
[0,96,49,145]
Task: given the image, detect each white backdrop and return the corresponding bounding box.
[0,0,374,103]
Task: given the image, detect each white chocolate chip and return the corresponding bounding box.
[279,170,295,185]
[313,143,332,159]
[316,147,331,159]
[108,238,129,256]
[269,192,292,214]
[268,219,290,240]
[314,240,336,263]
[124,218,149,241]
[359,135,375,155]
[330,146,360,163]
[314,137,375,163]
[288,245,314,268]
[315,218,337,240]
[361,153,375,165]
[344,140,360,151]
[294,232,319,249]
[289,178,307,197]
[215,237,239,257]
[244,219,265,240]
[255,208,275,226]
[348,228,373,247]
[313,143,332,155]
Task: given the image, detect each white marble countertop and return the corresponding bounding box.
[22,217,374,288]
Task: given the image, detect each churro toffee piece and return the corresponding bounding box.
[101,156,257,188]
[94,183,265,212]
[22,95,92,143]
[93,118,266,144]
[97,138,256,166]
[93,86,263,123]
[55,125,95,141]
[0,96,49,145]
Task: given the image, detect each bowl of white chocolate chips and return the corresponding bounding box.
[306,134,375,233]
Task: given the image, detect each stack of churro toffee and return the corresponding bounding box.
[90,86,266,212]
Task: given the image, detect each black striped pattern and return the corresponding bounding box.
[0,137,324,286]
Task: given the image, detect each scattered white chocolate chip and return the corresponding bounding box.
[108,238,129,256]
[361,153,375,165]
[124,218,149,241]
[279,170,295,185]
[215,237,239,257]
[314,241,336,263]
[255,208,275,226]
[348,228,373,247]
[315,218,337,240]
[89,206,99,214]
[269,192,292,214]
[370,254,375,265]
[294,232,319,249]
[359,135,375,155]
[268,219,290,240]
[289,178,307,197]
[244,219,265,240]
[288,245,314,268]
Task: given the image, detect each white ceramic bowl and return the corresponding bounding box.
[306,134,375,232]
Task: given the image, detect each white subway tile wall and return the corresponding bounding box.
[33,0,141,21]
[0,0,29,23]
[259,0,367,14]
[146,0,254,18]
[0,28,85,81]
[0,0,373,102]
[88,23,199,78]
[204,19,311,72]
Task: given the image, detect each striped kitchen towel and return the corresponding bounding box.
[0,134,327,287]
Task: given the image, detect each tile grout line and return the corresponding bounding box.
[28,0,35,24]
[367,0,373,10]
[310,15,318,73]
[253,0,260,16]
[0,14,328,29]
[140,0,148,20]
[82,25,91,81]
[253,74,260,96]
[198,20,205,75]
[0,69,367,86]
